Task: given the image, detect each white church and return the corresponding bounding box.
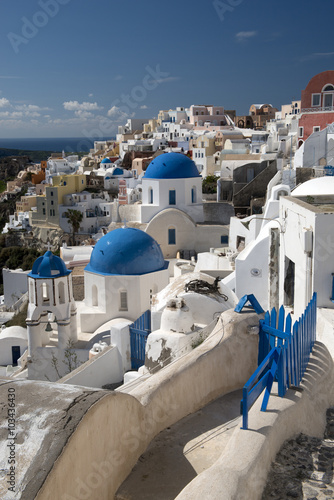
[118,152,230,258]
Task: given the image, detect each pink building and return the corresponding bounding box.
[188,105,230,127]
[298,70,334,145]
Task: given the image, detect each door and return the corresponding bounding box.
[12,346,20,365]
[324,93,333,110]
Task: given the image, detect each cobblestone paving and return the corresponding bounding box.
[262,408,334,499]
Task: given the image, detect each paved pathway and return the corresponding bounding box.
[115,389,242,500]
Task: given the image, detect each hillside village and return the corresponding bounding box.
[1,70,334,499]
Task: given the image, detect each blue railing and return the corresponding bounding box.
[241,346,280,430]
[241,293,317,429]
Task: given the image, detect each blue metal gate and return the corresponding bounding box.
[129,310,151,370]
[240,293,317,429]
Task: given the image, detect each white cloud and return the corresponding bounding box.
[149,76,180,84]
[107,105,134,121]
[300,51,334,62]
[88,93,93,97]
[63,100,102,112]
[74,110,94,119]
[140,105,148,110]
[0,98,10,108]
[114,75,123,81]
[235,31,257,42]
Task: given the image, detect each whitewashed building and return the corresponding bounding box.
[80,227,169,333]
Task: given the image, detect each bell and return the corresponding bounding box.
[45,322,53,332]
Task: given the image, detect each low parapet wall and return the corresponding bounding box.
[175,341,334,500]
[35,309,260,499]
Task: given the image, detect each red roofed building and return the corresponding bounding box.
[298,70,334,146]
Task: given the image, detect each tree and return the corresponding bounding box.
[65,209,83,246]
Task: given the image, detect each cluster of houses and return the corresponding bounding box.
[0,73,333,371]
[0,70,333,381]
[0,69,334,499]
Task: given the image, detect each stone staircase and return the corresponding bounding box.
[262,408,334,499]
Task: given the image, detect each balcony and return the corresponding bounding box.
[301,106,334,113]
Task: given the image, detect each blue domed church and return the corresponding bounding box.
[80,227,169,333]
[116,152,230,259]
[140,152,204,224]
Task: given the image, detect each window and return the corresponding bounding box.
[324,92,333,109]
[43,208,45,215]
[236,236,245,251]
[42,282,49,302]
[29,282,35,304]
[50,191,53,196]
[312,94,321,107]
[119,290,128,311]
[191,187,196,203]
[169,190,176,205]
[313,126,320,133]
[221,235,228,245]
[58,282,65,304]
[298,127,304,138]
[284,258,295,308]
[92,285,98,306]
[149,187,153,204]
[323,84,334,92]
[51,200,53,205]
[168,228,176,245]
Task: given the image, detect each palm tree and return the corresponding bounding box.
[65,209,83,246]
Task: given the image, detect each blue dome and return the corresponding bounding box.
[85,227,167,276]
[144,153,200,179]
[29,251,71,279]
[101,158,112,164]
[112,167,124,176]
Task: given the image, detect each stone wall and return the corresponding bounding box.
[202,201,235,225]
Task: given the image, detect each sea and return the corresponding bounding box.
[0,137,114,153]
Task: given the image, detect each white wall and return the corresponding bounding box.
[235,226,271,310]
[0,337,27,366]
[146,210,229,258]
[3,269,29,308]
[279,197,334,317]
[60,345,123,388]
[82,268,169,333]
[141,177,204,223]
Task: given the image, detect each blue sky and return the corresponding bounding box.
[0,0,333,138]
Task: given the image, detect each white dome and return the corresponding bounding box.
[292,177,334,197]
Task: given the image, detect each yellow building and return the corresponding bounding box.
[30,174,87,228]
[16,195,37,213]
